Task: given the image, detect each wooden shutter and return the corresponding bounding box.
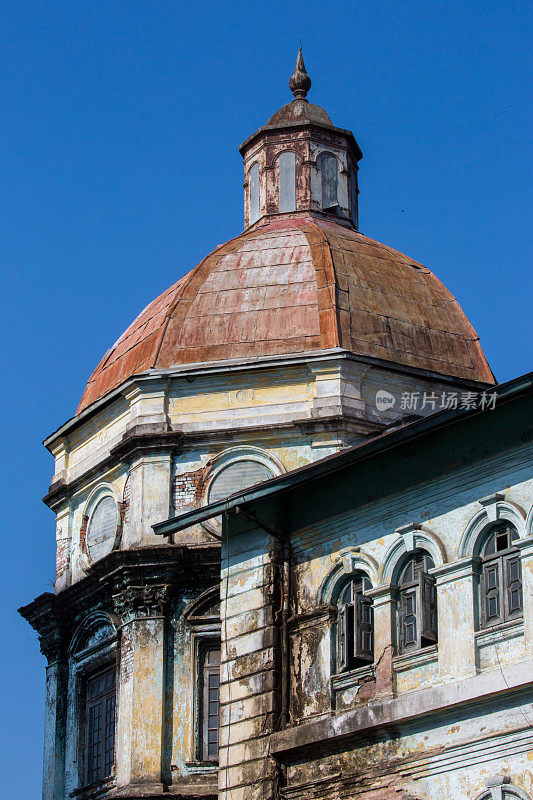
[337,603,354,673]
[482,560,501,626]
[419,573,438,644]
[400,589,418,652]
[354,594,374,663]
[505,555,523,618]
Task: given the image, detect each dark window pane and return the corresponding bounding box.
[484,532,496,555]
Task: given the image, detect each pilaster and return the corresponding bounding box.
[113,583,171,793]
[516,536,533,653]
[40,619,67,800]
[432,559,477,679]
[367,586,394,699]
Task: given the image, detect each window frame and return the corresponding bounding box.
[83,487,120,565]
[278,150,297,213]
[198,641,221,764]
[317,152,340,213]
[479,522,523,630]
[83,665,117,786]
[396,552,437,655]
[68,617,118,794]
[185,587,221,767]
[335,572,374,674]
[249,162,260,224]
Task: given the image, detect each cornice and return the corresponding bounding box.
[43,348,493,452]
[18,544,220,649]
[42,414,383,510]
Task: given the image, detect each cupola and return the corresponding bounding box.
[239,49,363,229]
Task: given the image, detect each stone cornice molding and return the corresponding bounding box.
[43,416,382,510]
[17,592,66,665]
[269,657,533,758]
[19,545,219,652]
[430,556,480,586]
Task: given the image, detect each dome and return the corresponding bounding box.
[77,216,493,413]
[266,98,334,129]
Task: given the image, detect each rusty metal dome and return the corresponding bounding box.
[77,216,494,413]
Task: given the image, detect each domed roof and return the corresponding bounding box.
[77,216,493,413]
[266,98,334,129]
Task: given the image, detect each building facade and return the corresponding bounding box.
[158,374,533,800]
[20,52,530,800]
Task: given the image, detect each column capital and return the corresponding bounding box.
[113,583,172,622]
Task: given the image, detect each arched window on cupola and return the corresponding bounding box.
[317,152,340,214]
[249,162,260,224]
[278,151,296,212]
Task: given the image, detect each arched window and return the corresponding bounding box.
[396,551,437,654]
[317,152,339,213]
[70,615,117,787]
[349,168,358,226]
[279,151,296,212]
[249,162,260,224]
[185,588,221,764]
[207,459,274,505]
[86,495,118,562]
[479,522,522,629]
[335,572,373,673]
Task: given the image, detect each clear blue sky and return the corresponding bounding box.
[1,1,531,795]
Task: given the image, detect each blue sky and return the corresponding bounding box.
[1,1,531,795]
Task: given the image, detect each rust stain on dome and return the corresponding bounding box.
[77,217,494,414]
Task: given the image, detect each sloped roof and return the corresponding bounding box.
[77,216,494,413]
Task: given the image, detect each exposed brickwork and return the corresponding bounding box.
[56,537,68,582]
[172,467,206,512]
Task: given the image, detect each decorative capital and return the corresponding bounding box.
[113,583,171,621]
[39,621,66,665]
[289,48,311,99]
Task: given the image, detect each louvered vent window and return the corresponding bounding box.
[85,667,116,784]
[317,152,339,213]
[480,523,522,629]
[249,162,260,224]
[87,496,118,562]
[336,573,373,673]
[397,552,437,654]
[208,460,273,505]
[279,151,296,212]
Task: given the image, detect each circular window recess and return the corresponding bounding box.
[203,449,284,534]
[87,495,118,562]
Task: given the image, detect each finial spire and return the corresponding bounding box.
[289,47,311,100]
